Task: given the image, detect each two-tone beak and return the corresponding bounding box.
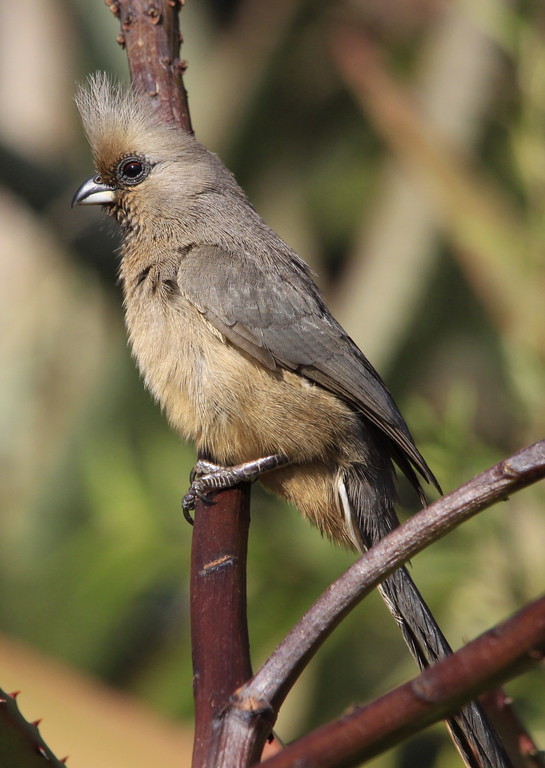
[71,176,117,207]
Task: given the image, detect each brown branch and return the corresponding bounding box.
[209,440,545,762]
[111,4,252,767]
[108,0,192,130]
[190,484,254,768]
[258,595,545,768]
[249,441,545,708]
[480,690,545,768]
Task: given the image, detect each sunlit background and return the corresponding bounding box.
[1,1,544,766]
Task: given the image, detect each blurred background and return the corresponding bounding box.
[0,0,544,766]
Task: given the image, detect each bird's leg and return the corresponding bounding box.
[182,452,292,515]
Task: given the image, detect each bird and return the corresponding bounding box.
[73,73,509,768]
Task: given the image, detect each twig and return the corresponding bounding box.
[258,594,545,768]
[480,690,545,768]
[190,484,253,768]
[108,0,192,130]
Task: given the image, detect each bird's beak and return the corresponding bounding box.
[72,176,117,207]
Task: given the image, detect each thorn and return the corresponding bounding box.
[32,718,43,727]
[176,59,188,74]
[121,11,134,30]
[38,745,50,760]
[104,0,120,17]
[9,690,21,699]
[146,5,161,24]
[61,757,69,764]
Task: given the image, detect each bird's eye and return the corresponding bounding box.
[117,156,149,185]
[122,161,142,178]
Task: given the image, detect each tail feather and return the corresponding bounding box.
[342,462,512,768]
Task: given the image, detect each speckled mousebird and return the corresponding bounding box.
[72,74,508,768]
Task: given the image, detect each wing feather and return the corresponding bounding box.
[176,243,439,492]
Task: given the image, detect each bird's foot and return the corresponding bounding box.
[189,459,224,483]
[182,453,291,521]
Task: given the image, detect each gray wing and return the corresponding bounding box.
[176,243,438,490]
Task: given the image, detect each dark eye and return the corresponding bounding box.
[117,156,149,185]
[122,161,142,178]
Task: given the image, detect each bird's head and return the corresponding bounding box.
[72,73,228,233]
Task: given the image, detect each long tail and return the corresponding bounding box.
[342,462,512,768]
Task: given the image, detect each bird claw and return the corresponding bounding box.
[181,479,217,524]
[182,499,194,525]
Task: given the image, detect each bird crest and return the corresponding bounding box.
[75,73,183,179]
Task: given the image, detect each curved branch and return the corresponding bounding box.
[212,440,545,762]
[258,594,545,768]
[250,440,545,710]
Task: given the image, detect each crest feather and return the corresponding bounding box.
[75,73,185,173]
